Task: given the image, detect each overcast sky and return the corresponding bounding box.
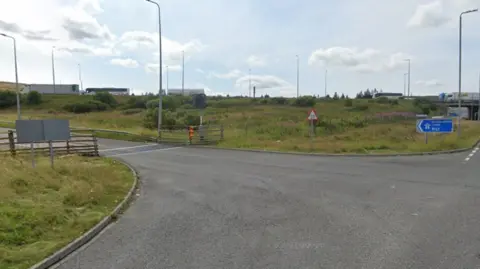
[0,0,479,97]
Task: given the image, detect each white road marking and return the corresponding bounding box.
[108,147,182,157]
[464,147,479,162]
[99,144,156,152]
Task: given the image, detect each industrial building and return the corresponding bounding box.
[22,84,80,95]
[85,88,130,95]
[168,88,205,96]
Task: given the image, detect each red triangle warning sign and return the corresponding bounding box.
[307,109,318,120]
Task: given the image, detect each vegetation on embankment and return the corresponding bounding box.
[0,155,134,269]
[0,88,477,154]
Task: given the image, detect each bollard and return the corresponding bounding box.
[8,130,16,157]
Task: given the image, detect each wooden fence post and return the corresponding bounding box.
[220,125,224,140]
[93,135,99,156]
[66,140,71,154]
[8,130,16,157]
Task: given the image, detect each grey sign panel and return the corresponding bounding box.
[15,120,44,143]
[43,119,71,141]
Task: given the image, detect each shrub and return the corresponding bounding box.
[146,96,181,111]
[270,97,289,105]
[183,114,201,126]
[26,91,42,105]
[121,108,144,115]
[143,108,178,129]
[126,96,149,109]
[93,92,117,107]
[344,99,353,107]
[292,96,316,107]
[0,91,17,108]
[63,100,109,113]
[351,104,369,111]
[375,97,389,104]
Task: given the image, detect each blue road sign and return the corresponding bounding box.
[416,119,454,133]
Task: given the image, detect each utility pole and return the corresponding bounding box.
[458,9,478,136]
[166,65,169,94]
[296,55,299,98]
[324,69,328,97]
[0,33,21,119]
[78,64,83,95]
[249,68,252,97]
[52,46,56,94]
[478,72,480,121]
[182,50,185,96]
[403,73,407,96]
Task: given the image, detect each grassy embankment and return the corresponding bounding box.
[0,90,478,154]
[0,155,134,269]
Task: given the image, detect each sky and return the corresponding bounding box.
[0,0,479,97]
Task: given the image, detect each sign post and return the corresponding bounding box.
[307,109,318,150]
[416,118,454,144]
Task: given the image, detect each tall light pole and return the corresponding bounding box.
[182,50,185,96]
[324,69,328,97]
[296,55,300,98]
[404,59,411,97]
[403,73,407,96]
[478,71,480,121]
[0,33,21,120]
[78,64,83,95]
[146,0,163,137]
[458,9,478,136]
[166,65,169,94]
[52,46,56,94]
[248,68,252,97]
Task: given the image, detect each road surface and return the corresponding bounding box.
[43,137,480,269]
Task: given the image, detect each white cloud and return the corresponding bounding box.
[145,63,182,74]
[246,55,267,67]
[407,1,449,28]
[407,0,479,29]
[416,79,443,87]
[235,74,294,96]
[110,58,139,68]
[308,47,411,73]
[208,69,244,79]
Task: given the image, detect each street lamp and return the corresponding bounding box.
[403,73,408,97]
[166,65,169,94]
[78,64,83,95]
[146,0,163,138]
[52,46,56,94]
[182,50,185,96]
[404,59,411,97]
[0,33,21,120]
[458,8,478,136]
[296,55,300,98]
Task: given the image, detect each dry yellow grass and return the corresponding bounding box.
[0,155,134,269]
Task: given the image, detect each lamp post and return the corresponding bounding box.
[457,9,478,136]
[296,55,300,98]
[52,46,56,94]
[182,50,185,96]
[324,69,328,97]
[248,68,251,97]
[0,33,21,120]
[404,59,411,97]
[78,64,83,95]
[146,0,163,137]
[403,73,408,96]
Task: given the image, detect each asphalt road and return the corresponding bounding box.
[43,137,480,269]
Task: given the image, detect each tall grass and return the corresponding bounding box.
[0,155,133,269]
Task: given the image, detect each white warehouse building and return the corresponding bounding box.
[168,88,205,96]
[22,84,80,95]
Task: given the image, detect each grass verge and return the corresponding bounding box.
[0,155,134,269]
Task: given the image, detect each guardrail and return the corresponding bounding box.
[0,130,99,157]
[0,121,224,145]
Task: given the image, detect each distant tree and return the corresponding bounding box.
[325,94,331,99]
[333,92,339,100]
[340,93,345,99]
[26,91,42,105]
[356,91,363,99]
[363,89,373,99]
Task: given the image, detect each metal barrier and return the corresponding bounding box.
[0,130,99,157]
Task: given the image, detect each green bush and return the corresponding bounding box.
[26,91,42,105]
[146,96,181,111]
[121,108,144,115]
[63,100,109,113]
[351,104,369,111]
[0,91,17,108]
[271,97,289,105]
[375,97,389,104]
[183,114,201,126]
[344,99,353,107]
[143,108,178,129]
[126,96,150,109]
[93,92,117,107]
[292,96,316,107]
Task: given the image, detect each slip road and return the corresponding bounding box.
[31,137,480,268]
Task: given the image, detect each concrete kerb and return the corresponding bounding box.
[194,139,480,158]
[28,159,140,269]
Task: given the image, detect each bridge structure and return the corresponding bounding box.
[433,100,480,120]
